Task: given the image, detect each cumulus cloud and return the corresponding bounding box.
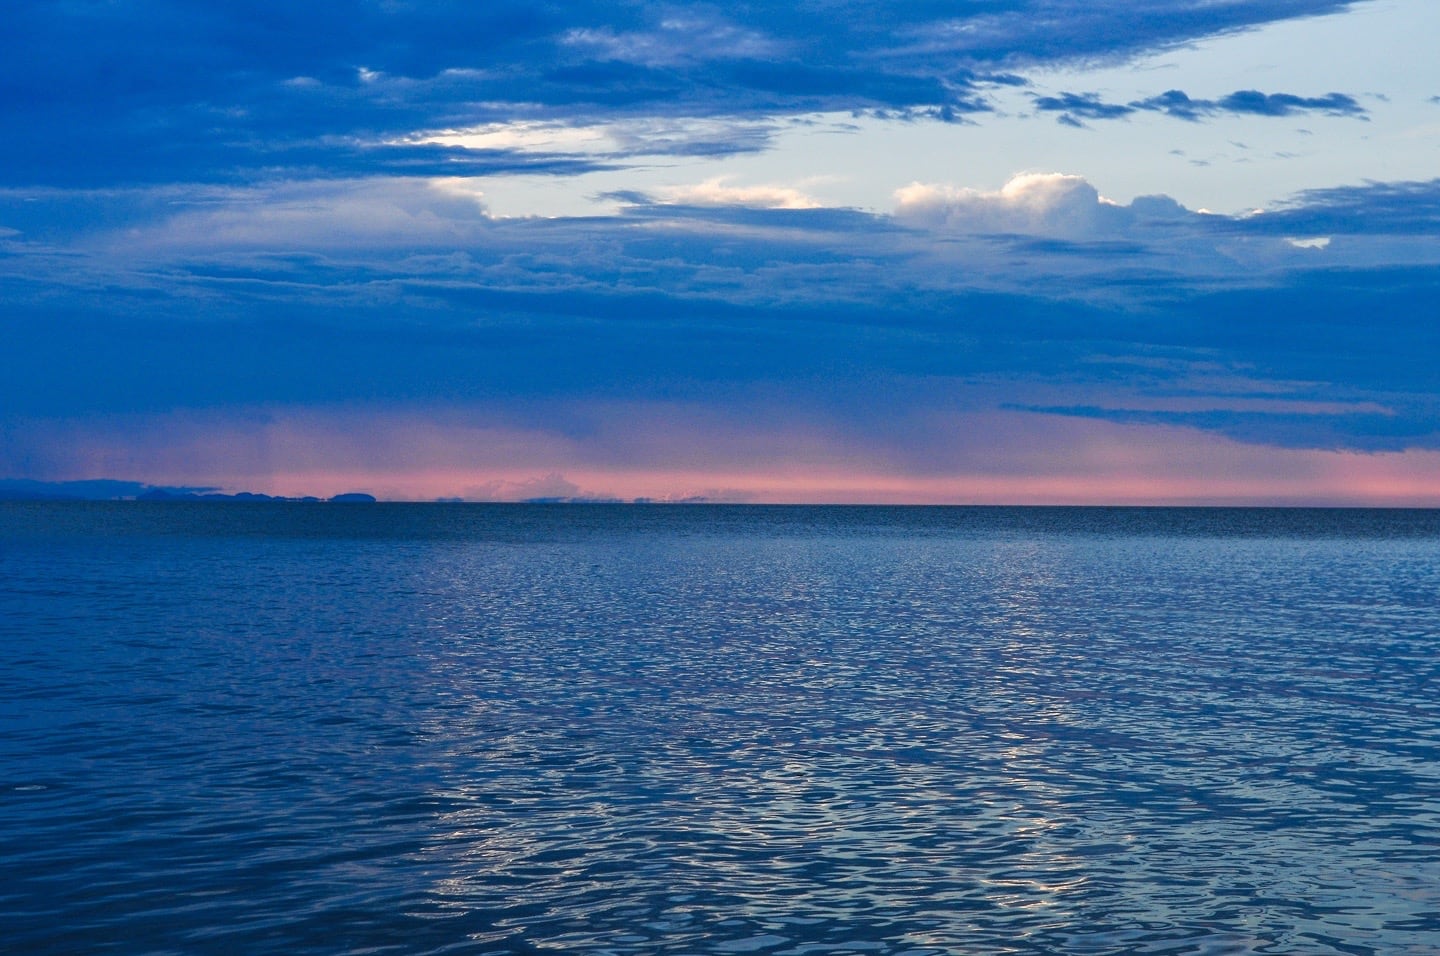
[893,173,1192,239]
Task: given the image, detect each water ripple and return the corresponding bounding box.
[2,504,1438,954]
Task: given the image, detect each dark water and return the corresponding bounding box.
[3,503,1438,955]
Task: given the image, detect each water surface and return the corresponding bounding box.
[2,503,1438,954]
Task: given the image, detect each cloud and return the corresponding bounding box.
[893,173,1196,242]
[559,16,787,67]
[1134,89,1214,122]
[1034,88,1367,125]
[1,0,1367,186]
[1214,90,1365,117]
[96,179,498,254]
[5,163,1440,487]
[4,1,1432,503]
[878,0,1361,66]
[1031,92,1136,127]
[656,177,821,209]
[0,478,220,500]
[1239,179,1440,236]
[410,116,782,160]
[1010,398,1411,452]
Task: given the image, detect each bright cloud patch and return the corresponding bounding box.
[893,173,1191,238]
[399,116,781,162]
[657,177,821,209]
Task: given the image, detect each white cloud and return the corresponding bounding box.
[895,172,1138,237]
[657,176,821,209]
[883,171,1367,300]
[403,122,615,153]
[396,116,778,166]
[94,179,493,254]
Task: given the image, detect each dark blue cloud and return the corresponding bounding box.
[2,0,1363,186]
[1037,88,1367,125]
[1031,92,1136,127]
[1131,90,1211,121]
[1008,405,1431,453]
[1236,178,1440,235]
[1213,90,1365,117]
[8,259,1437,456]
[4,175,1438,458]
[0,479,218,500]
[998,260,1440,452]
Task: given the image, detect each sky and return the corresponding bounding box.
[3,0,1439,504]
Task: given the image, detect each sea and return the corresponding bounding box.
[2,502,1438,955]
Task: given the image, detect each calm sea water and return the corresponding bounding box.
[2,503,1438,955]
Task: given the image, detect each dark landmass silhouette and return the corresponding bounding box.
[0,479,374,503]
[2,479,727,504]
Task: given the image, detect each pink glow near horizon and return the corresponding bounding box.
[32,407,1440,506]
[241,449,1440,506]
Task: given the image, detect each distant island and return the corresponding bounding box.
[0,478,740,504]
[0,479,375,503]
[137,489,378,504]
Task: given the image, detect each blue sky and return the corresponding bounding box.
[3,0,1438,502]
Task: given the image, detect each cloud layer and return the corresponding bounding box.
[5,0,1436,502]
[3,0,1364,185]
[5,166,1439,499]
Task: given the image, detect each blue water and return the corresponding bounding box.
[2,503,1438,954]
